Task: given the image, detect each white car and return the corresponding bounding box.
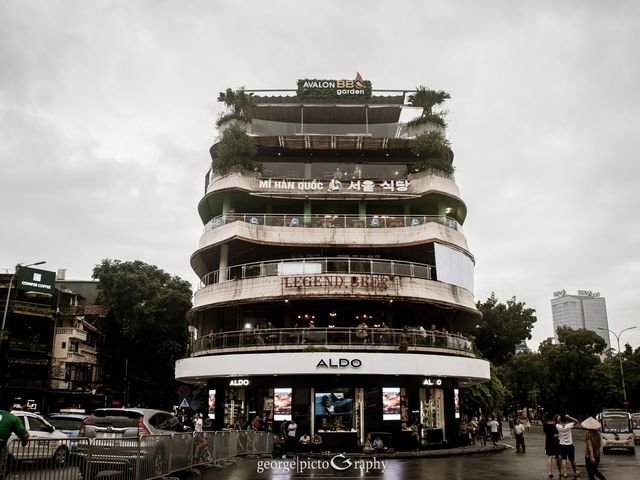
[7,410,70,466]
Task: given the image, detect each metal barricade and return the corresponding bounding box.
[1,431,276,480]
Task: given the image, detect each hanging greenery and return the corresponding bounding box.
[212,124,261,176]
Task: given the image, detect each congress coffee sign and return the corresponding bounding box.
[15,267,56,295]
[297,73,372,99]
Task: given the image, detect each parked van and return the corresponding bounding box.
[598,409,635,453]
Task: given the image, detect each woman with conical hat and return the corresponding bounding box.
[582,417,606,480]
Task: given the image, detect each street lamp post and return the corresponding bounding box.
[599,326,637,410]
[0,261,47,369]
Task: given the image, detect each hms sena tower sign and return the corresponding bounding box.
[297,73,372,99]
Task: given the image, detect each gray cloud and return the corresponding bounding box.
[2,0,639,349]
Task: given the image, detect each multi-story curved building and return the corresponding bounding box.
[176,77,489,450]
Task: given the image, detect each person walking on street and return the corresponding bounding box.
[582,417,606,480]
[557,414,581,478]
[488,416,500,446]
[478,416,488,446]
[514,419,526,453]
[543,412,563,478]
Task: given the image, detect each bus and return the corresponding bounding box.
[598,409,635,453]
[631,413,640,445]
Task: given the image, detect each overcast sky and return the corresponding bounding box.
[2,0,639,350]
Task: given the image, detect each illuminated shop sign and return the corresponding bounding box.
[15,267,56,294]
[316,358,362,369]
[297,73,372,99]
[422,378,443,386]
[229,378,250,386]
[283,275,391,290]
[258,179,410,194]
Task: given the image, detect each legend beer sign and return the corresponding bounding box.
[282,275,391,290]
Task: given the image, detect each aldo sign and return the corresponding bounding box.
[316,358,362,369]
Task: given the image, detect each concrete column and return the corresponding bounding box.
[219,244,229,282]
[359,199,366,219]
[304,198,312,225]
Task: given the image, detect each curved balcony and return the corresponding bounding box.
[192,258,479,316]
[200,256,433,287]
[203,213,462,233]
[192,326,475,358]
[202,170,463,204]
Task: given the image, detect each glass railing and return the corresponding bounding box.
[200,256,433,287]
[191,326,474,357]
[223,118,443,139]
[204,213,461,233]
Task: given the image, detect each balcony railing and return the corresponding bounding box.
[191,327,474,357]
[56,327,88,342]
[201,257,433,287]
[204,213,461,233]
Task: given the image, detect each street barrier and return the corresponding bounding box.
[1,430,276,480]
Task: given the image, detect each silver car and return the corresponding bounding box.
[76,408,192,479]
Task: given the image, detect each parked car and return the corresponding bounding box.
[7,410,70,466]
[76,408,192,479]
[45,412,89,450]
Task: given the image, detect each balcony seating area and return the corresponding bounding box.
[191,326,473,357]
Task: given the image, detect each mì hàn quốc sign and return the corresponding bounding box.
[297,73,372,99]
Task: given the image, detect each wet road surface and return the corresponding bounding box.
[202,427,639,480]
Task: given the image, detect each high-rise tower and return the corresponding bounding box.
[551,289,610,348]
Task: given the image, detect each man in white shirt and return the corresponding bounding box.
[556,414,580,478]
[488,417,500,445]
[287,419,298,452]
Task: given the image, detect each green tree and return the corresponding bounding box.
[92,259,192,409]
[407,86,451,128]
[538,327,607,417]
[460,364,506,417]
[474,293,537,366]
[499,351,545,415]
[216,87,255,127]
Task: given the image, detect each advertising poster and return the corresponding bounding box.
[208,389,216,419]
[273,388,292,421]
[382,387,401,420]
[454,388,460,419]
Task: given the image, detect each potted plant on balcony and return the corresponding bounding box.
[211,124,261,176]
[409,130,455,176]
[406,86,450,135]
[212,87,262,176]
[216,87,255,128]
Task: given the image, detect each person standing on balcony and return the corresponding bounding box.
[356,321,368,343]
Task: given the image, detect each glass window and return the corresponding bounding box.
[28,416,51,432]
